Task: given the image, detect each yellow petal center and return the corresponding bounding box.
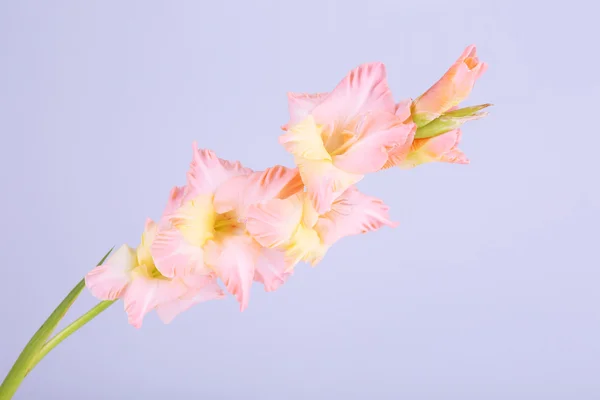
[172,195,245,248]
[172,194,216,246]
[133,225,169,279]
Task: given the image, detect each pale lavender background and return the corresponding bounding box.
[0,1,598,399]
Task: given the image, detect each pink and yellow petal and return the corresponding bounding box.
[298,158,362,214]
[311,62,395,125]
[151,226,207,278]
[280,116,361,212]
[136,218,158,267]
[246,195,304,249]
[254,247,292,292]
[203,236,259,311]
[332,111,416,174]
[399,129,469,169]
[213,165,303,218]
[123,276,188,329]
[300,193,320,229]
[247,193,328,270]
[284,223,328,269]
[185,143,252,200]
[412,45,487,124]
[315,186,397,245]
[161,186,186,220]
[170,194,216,247]
[381,123,417,170]
[248,165,304,200]
[279,115,331,162]
[85,244,136,301]
[155,279,225,324]
[284,92,328,129]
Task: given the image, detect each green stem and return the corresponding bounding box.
[0,248,113,400]
[25,300,115,376]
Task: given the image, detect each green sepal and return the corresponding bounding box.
[414,103,492,139]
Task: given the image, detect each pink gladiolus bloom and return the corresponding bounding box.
[85,219,224,328]
[151,143,303,311]
[280,63,415,214]
[411,45,488,127]
[246,186,397,270]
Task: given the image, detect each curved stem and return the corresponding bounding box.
[25,300,116,376]
[0,248,113,400]
[0,280,86,400]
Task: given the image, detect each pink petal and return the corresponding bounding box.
[213,165,304,218]
[85,245,136,300]
[246,196,304,249]
[161,186,186,219]
[185,143,252,200]
[249,166,304,200]
[400,129,469,169]
[298,158,362,214]
[332,111,416,174]
[412,45,487,120]
[155,279,225,324]
[123,276,188,329]
[179,268,219,289]
[381,122,417,169]
[283,92,328,130]
[203,236,259,311]
[151,226,208,278]
[311,62,395,126]
[254,247,293,292]
[395,99,413,122]
[315,186,398,245]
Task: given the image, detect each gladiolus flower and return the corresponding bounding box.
[0,47,498,399]
[151,143,303,311]
[246,186,397,270]
[85,219,224,328]
[280,63,415,214]
[77,48,490,332]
